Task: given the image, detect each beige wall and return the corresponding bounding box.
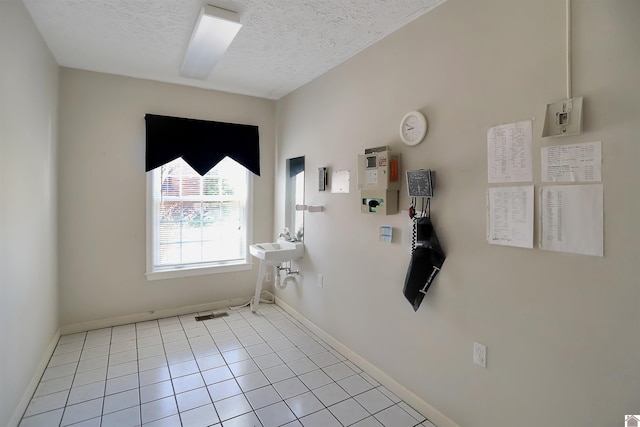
[275,1,640,426]
[57,69,276,326]
[0,0,59,425]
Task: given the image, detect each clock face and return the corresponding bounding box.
[400,111,427,145]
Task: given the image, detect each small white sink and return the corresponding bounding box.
[250,239,304,264]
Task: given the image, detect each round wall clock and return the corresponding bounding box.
[399,111,428,146]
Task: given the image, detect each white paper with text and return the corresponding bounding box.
[487,186,534,248]
[540,184,603,256]
[542,141,602,182]
[487,120,533,183]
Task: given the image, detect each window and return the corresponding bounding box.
[146,156,252,280]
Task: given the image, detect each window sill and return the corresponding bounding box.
[146,261,252,281]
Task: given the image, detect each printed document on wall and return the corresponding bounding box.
[542,141,602,182]
[487,120,533,183]
[540,184,603,256]
[487,186,534,248]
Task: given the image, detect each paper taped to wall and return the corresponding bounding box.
[540,184,603,256]
[487,186,534,249]
[541,141,602,182]
[487,120,533,183]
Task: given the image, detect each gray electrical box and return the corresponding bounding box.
[542,97,583,137]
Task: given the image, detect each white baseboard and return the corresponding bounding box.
[275,298,459,427]
[8,328,61,427]
[60,297,252,335]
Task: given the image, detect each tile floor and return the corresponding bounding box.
[19,304,437,427]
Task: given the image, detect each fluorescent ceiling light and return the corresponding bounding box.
[180,5,242,80]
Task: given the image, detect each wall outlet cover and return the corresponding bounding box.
[474,342,487,368]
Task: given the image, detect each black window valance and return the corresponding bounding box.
[145,114,260,176]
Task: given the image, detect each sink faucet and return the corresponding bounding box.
[279,227,301,242]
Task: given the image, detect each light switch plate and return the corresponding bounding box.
[542,97,583,137]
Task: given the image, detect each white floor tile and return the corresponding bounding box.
[109,349,138,366]
[101,406,140,427]
[222,348,251,364]
[286,357,319,376]
[48,351,81,368]
[53,340,84,356]
[221,411,261,427]
[196,353,226,371]
[255,401,296,427]
[20,306,432,427]
[139,354,168,372]
[141,380,174,404]
[298,408,342,427]
[192,343,219,358]
[253,352,284,370]
[60,398,103,426]
[329,398,369,426]
[34,375,74,398]
[374,404,419,427]
[72,367,107,388]
[311,382,350,407]
[171,372,205,394]
[168,359,199,378]
[77,355,108,373]
[207,378,242,401]
[214,394,252,421]
[143,413,182,426]
[67,380,105,405]
[110,340,137,354]
[139,366,171,386]
[285,391,324,418]
[80,345,109,360]
[337,374,374,396]
[24,390,69,417]
[103,388,139,414]
[138,344,165,360]
[107,360,138,379]
[245,342,273,358]
[105,372,139,395]
[308,351,340,368]
[263,364,295,383]
[201,365,234,385]
[179,403,220,427]
[398,401,426,422]
[141,395,178,424]
[351,416,385,427]
[272,377,309,400]
[236,371,270,392]
[323,361,357,381]
[175,386,212,412]
[166,349,194,366]
[19,408,64,427]
[354,388,394,414]
[245,385,282,410]
[299,369,333,390]
[58,332,86,345]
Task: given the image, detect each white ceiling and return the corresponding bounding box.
[22,0,446,100]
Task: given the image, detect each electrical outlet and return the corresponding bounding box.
[474,342,487,368]
[317,274,323,288]
[265,273,271,283]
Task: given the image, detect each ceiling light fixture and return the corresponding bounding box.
[180,4,242,80]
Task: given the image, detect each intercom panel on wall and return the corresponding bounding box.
[357,148,401,191]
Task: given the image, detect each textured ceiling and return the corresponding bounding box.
[22,0,446,100]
